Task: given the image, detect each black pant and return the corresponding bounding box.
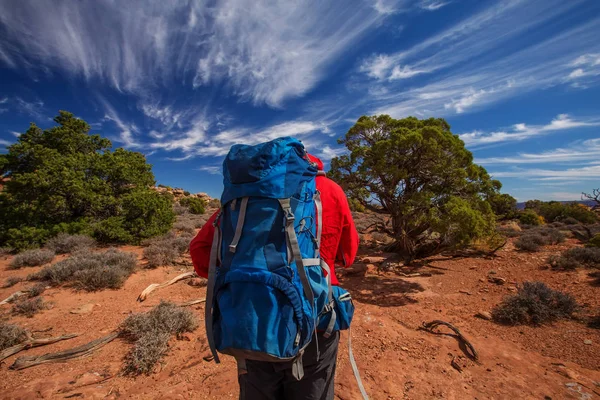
[238,331,340,400]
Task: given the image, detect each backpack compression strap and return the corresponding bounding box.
[348,327,369,399]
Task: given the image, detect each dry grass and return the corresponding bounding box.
[3,276,23,288]
[12,297,46,318]
[143,233,191,268]
[492,281,577,326]
[29,249,137,291]
[548,247,600,270]
[9,249,55,269]
[46,233,96,254]
[27,283,46,298]
[120,301,198,375]
[0,323,28,351]
[514,227,566,252]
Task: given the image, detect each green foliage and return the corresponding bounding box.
[179,197,206,215]
[348,198,366,213]
[487,193,518,220]
[492,282,577,326]
[519,210,542,226]
[0,111,174,250]
[329,115,499,261]
[587,233,600,248]
[525,200,597,224]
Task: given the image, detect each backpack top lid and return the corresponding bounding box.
[221,136,317,204]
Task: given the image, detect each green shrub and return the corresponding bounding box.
[183,191,191,196]
[587,233,600,248]
[179,197,206,215]
[0,111,174,250]
[12,297,46,318]
[120,301,198,375]
[9,249,55,269]
[492,281,577,325]
[29,249,137,291]
[46,233,95,254]
[0,323,27,351]
[348,198,366,213]
[519,210,542,226]
[526,201,597,224]
[548,247,600,270]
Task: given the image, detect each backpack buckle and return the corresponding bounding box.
[284,208,295,222]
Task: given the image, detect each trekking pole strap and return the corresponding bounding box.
[348,327,369,400]
[205,222,221,364]
[279,198,315,306]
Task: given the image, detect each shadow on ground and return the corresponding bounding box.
[340,275,424,307]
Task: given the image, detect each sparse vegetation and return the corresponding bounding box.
[3,276,23,288]
[9,249,55,269]
[120,301,198,375]
[29,249,137,291]
[547,247,600,270]
[12,297,46,318]
[46,233,95,254]
[142,233,190,268]
[0,111,175,251]
[208,198,221,209]
[492,281,577,325]
[514,227,565,252]
[179,197,206,215]
[173,220,196,236]
[0,323,28,351]
[27,283,46,298]
[173,203,188,215]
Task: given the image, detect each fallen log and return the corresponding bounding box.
[179,299,206,307]
[418,320,479,361]
[137,271,197,302]
[0,333,79,362]
[10,332,119,370]
[0,291,28,306]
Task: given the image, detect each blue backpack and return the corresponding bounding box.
[204,137,336,379]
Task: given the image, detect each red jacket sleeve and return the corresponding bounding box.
[190,211,219,279]
[335,192,359,268]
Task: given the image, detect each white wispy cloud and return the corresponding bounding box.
[566,53,600,86]
[15,97,45,119]
[477,138,600,165]
[0,138,12,146]
[359,1,600,117]
[10,131,20,137]
[419,1,450,11]
[197,166,222,175]
[0,1,387,107]
[459,114,600,147]
[491,165,600,181]
[98,97,140,148]
[0,97,7,104]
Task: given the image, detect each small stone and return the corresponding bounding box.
[488,277,506,285]
[488,270,497,275]
[475,311,492,321]
[401,347,409,351]
[188,278,208,287]
[478,278,486,283]
[70,303,95,314]
[584,339,593,345]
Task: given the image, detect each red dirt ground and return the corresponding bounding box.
[1,239,599,399]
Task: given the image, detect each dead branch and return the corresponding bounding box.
[10,332,119,370]
[0,291,28,306]
[179,299,206,307]
[0,333,79,362]
[418,320,478,361]
[137,271,197,302]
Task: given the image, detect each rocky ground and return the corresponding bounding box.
[0,236,599,399]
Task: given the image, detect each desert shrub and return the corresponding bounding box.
[12,297,46,318]
[586,233,600,248]
[497,221,522,238]
[179,197,206,215]
[537,227,566,244]
[0,111,174,251]
[27,283,46,298]
[183,191,190,196]
[0,247,12,256]
[514,233,546,252]
[3,276,23,288]
[173,203,188,215]
[120,301,198,375]
[519,210,542,226]
[9,249,55,269]
[29,249,137,291]
[348,198,366,213]
[0,323,28,351]
[526,201,597,224]
[142,233,190,268]
[208,198,221,209]
[45,233,95,254]
[548,247,600,270]
[492,281,577,325]
[173,220,196,236]
[370,232,394,245]
[562,217,580,225]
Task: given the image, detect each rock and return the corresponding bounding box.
[478,278,486,283]
[458,290,472,295]
[362,257,386,264]
[401,347,409,351]
[584,339,593,345]
[488,270,497,275]
[475,311,492,321]
[188,278,208,287]
[507,286,517,292]
[488,277,506,285]
[343,263,368,276]
[70,303,95,315]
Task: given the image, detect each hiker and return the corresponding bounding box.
[190,139,359,400]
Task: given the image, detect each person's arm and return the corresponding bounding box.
[190,211,219,278]
[336,193,359,268]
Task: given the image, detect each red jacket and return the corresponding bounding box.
[190,154,358,285]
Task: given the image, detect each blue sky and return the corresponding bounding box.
[1,0,599,201]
